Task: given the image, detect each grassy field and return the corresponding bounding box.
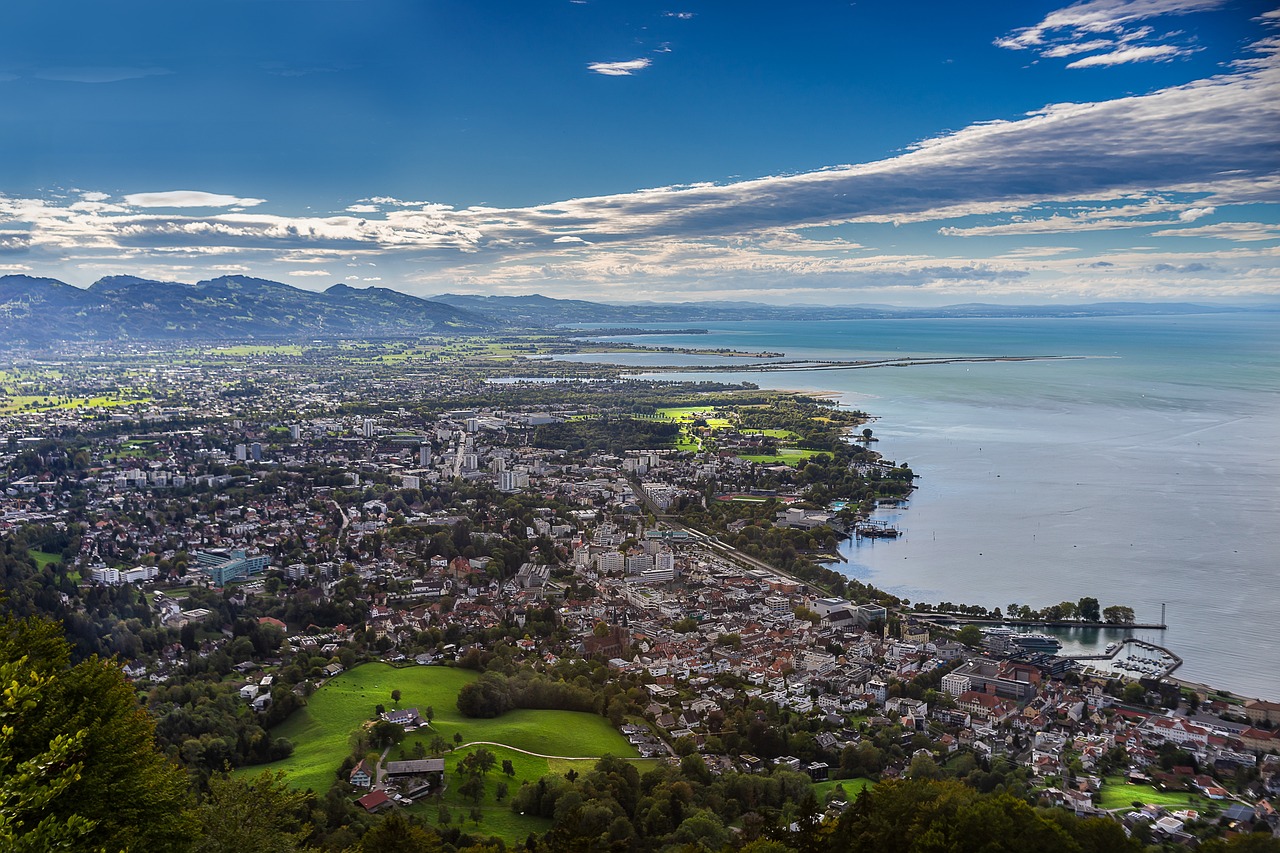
[737,448,825,465]
[212,344,307,356]
[241,663,648,843]
[28,549,63,569]
[0,394,151,415]
[741,428,801,440]
[655,407,732,429]
[813,777,875,804]
[1098,776,1207,810]
[238,664,477,793]
[401,734,656,841]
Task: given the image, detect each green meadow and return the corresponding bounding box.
[28,549,63,569]
[240,663,650,843]
[737,448,825,465]
[1097,776,1207,811]
[812,777,875,803]
[239,664,476,793]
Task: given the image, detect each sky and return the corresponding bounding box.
[1,0,1278,305]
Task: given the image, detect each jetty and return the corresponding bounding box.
[912,613,1168,630]
[855,520,902,539]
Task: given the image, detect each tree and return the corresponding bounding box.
[1077,597,1101,622]
[458,775,485,804]
[0,613,194,853]
[1104,605,1136,624]
[909,751,943,780]
[371,720,407,748]
[391,688,402,707]
[359,809,442,853]
[956,624,984,647]
[193,771,310,853]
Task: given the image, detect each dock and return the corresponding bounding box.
[855,520,902,539]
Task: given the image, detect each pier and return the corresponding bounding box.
[911,613,1168,630]
[855,520,902,539]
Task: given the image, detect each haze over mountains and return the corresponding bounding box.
[0,273,1253,348]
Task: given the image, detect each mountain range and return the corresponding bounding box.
[0,273,1255,348]
[0,275,493,346]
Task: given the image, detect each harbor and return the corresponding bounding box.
[1064,637,1184,679]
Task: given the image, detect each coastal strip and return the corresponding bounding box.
[633,354,1086,374]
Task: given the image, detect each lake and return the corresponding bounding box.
[565,313,1280,700]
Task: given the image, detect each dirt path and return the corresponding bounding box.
[458,741,655,761]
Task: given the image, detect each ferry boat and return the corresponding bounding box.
[1010,632,1063,653]
[1105,641,1119,654]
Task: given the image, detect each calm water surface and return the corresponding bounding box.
[568,314,1280,699]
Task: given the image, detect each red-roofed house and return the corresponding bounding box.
[357,790,391,813]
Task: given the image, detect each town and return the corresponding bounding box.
[2,339,1277,852]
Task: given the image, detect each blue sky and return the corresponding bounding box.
[1,1,1277,304]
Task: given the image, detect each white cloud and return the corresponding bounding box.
[1067,44,1187,67]
[80,191,111,202]
[123,190,267,208]
[998,0,1225,67]
[664,11,694,19]
[1151,221,1280,240]
[1042,39,1117,57]
[345,203,380,213]
[1179,206,1215,221]
[588,58,652,76]
[288,269,332,277]
[4,35,1277,301]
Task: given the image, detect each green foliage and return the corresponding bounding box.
[532,417,680,455]
[1077,597,1101,622]
[193,771,312,853]
[0,612,194,852]
[455,669,600,718]
[358,810,443,852]
[1104,605,1137,624]
[829,779,1142,853]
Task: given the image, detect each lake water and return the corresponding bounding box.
[565,314,1280,700]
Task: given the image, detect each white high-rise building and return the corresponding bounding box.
[362,419,376,438]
